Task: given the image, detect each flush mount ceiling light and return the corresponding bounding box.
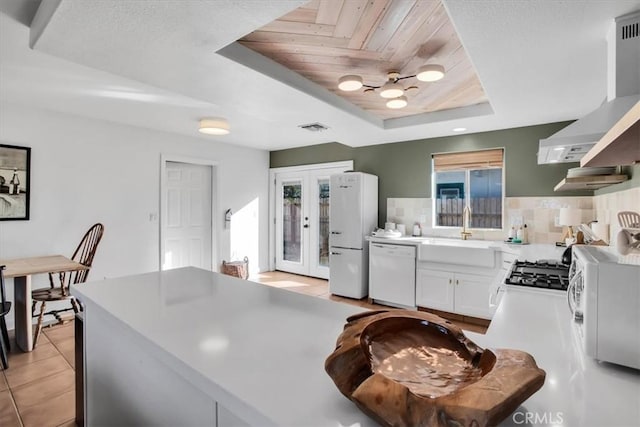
[198,117,230,135]
[337,66,445,109]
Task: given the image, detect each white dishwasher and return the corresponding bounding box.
[369,242,416,308]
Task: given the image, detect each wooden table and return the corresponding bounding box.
[1,255,88,352]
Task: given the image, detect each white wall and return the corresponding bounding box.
[0,102,270,329]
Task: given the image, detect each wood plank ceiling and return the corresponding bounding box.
[238,0,488,120]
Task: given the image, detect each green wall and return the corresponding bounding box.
[270,121,593,225]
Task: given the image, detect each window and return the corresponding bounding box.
[432,148,504,229]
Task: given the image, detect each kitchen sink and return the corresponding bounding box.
[417,238,499,267]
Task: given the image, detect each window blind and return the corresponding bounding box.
[432,148,504,171]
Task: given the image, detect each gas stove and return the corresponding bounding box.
[505,260,569,291]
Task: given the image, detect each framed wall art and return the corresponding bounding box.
[0,144,31,220]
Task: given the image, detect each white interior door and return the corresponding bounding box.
[274,166,348,279]
[163,161,212,270]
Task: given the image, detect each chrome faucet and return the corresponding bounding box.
[461,206,472,240]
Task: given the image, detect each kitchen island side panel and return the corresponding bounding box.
[84,303,219,426]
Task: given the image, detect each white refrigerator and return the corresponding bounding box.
[329,172,378,298]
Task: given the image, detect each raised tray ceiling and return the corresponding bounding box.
[238,0,489,120]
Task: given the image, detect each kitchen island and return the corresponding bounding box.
[72,267,376,426]
[73,267,640,426]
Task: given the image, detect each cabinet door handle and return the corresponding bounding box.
[330,251,342,256]
[449,279,452,284]
[331,231,342,235]
[456,279,459,285]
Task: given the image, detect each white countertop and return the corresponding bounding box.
[470,286,640,427]
[367,235,566,261]
[74,267,640,426]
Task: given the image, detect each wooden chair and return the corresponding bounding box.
[32,223,104,348]
[0,265,11,369]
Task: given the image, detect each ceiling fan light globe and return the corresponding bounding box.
[338,75,363,91]
[379,81,404,98]
[416,64,445,82]
[199,118,230,135]
[386,96,408,109]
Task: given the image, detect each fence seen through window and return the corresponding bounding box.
[433,149,504,230]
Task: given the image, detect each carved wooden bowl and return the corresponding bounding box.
[325,310,545,427]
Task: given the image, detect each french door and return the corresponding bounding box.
[274,165,350,279]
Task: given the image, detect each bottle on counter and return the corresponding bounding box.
[516,226,523,241]
[522,224,529,244]
[412,223,421,237]
[508,226,516,240]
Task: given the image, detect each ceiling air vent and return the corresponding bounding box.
[298,122,329,132]
[621,21,638,39]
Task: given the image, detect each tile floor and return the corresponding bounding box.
[0,270,487,426]
[1,321,76,427]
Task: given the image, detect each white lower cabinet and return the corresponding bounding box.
[454,272,494,319]
[416,268,494,319]
[416,269,453,312]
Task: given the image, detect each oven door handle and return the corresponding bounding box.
[567,269,582,316]
[489,285,505,309]
[490,269,510,309]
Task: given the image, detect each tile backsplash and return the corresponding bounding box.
[386,196,594,244]
[593,186,640,244]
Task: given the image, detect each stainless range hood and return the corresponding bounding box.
[538,11,640,164]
